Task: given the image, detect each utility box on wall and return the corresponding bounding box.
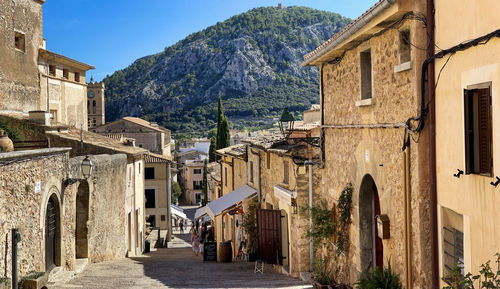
[376,214,390,239]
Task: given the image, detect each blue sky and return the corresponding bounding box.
[43,0,377,81]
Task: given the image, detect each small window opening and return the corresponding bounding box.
[283,160,289,184]
[49,65,56,76]
[399,30,411,63]
[360,49,372,100]
[63,69,69,79]
[74,72,80,82]
[14,32,25,52]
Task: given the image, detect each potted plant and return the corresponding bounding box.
[19,271,47,289]
[312,256,334,289]
[354,262,402,289]
[242,201,259,261]
[0,276,10,289]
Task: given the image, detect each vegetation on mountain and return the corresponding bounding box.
[103,6,350,136]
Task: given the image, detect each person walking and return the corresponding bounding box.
[190,224,200,256]
[179,220,184,233]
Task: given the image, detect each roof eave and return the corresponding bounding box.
[302,0,396,67]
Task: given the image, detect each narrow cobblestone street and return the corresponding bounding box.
[50,232,311,289]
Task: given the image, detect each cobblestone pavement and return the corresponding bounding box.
[50,233,312,289]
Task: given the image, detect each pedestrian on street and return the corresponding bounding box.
[179,220,184,233]
[190,223,200,256]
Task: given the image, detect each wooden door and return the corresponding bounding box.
[257,209,282,264]
[45,198,56,271]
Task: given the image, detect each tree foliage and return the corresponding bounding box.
[171,181,182,204]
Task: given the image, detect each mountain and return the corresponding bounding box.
[102,6,350,136]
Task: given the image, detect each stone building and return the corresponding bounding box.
[87,79,105,129]
[182,162,204,205]
[0,0,44,114]
[207,161,221,202]
[92,117,171,157]
[302,0,432,287]
[38,46,94,128]
[0,148,127,281]
[144,153,174,230]
[434,0,500,286]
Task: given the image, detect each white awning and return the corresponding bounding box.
[274,185,297,204]
[195,206,207,219]
[206,185,257,219]
[171,205,187,220]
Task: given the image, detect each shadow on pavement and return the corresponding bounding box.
[130,235,312,289]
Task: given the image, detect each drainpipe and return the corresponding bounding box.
[306,144,313,271]
[46,64,50,113]
[403,146,412,289]
[426,0,438,288]
[166,161,172,246]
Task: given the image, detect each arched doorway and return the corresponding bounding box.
[45,194,61,271]
[280,209,289,268]
[76,182,89,259]
[359,174,383,272]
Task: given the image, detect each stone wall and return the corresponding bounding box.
[319,12,432,288]
[0,149,128,281]
[0,0,43,113]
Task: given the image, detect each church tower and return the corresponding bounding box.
[87,77,105,128]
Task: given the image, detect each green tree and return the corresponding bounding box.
[217,117,230,150]
[201,160,208,206]
[209,136,216,162]
[171,181,182,204]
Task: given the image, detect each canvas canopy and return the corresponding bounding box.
[195,206,208,220]
[171,205,187,220]
[205,185,257,219]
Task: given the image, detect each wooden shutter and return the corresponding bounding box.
[464,89,472,174]
[478,87,492,176]
[257,209,282,264]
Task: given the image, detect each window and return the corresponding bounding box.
[399,30,411,63]
[283,161,289,184]
[93,100,96,114]
[74,72,80,82]
[464,83,492,176]
[360,49,372,100]
[193,181,202,190]
[145,189,155,208]
[195,193,202,204]
[217,188,222,198]
[49,65,56,76]
[250,161,254,183]
[443,226,464,278]
[225,167,228,187]
[194,168,202,174]
[145,167,155,179]
[49,110,57,121]
[161,215,166,221]
[63,69,69,79]
[14,32,25,52]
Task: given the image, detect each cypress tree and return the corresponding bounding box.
[216,92,223,149]
[202,160,208,206]
[209,136,216,162]
[217,117,230,150]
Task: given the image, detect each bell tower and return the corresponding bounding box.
[87,77,106,128]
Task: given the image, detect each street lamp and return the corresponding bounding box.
[81,155,93,179]
[279,108,295,138]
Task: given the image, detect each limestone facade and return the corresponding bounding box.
[0,0,43,114]
[0,149,127,280]
[144,153,172,230]
[183,162,204,205]
[434,0,500,285]
[87,80,105,129]
[38,48,94,129]
[302,0,432,287]
[92,117,171,157]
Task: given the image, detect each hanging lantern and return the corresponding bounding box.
[81,155,93,179]
[279,108,295,138]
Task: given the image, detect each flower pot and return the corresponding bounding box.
[20,273,48,289]
[0,130,14,152]
[312,281,330,289]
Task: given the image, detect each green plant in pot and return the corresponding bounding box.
[241,201,258,261]
[355,261,402,289]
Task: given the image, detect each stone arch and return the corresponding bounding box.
[359,174,383,273]
[43,192,62,272]
[75,181,90,259]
